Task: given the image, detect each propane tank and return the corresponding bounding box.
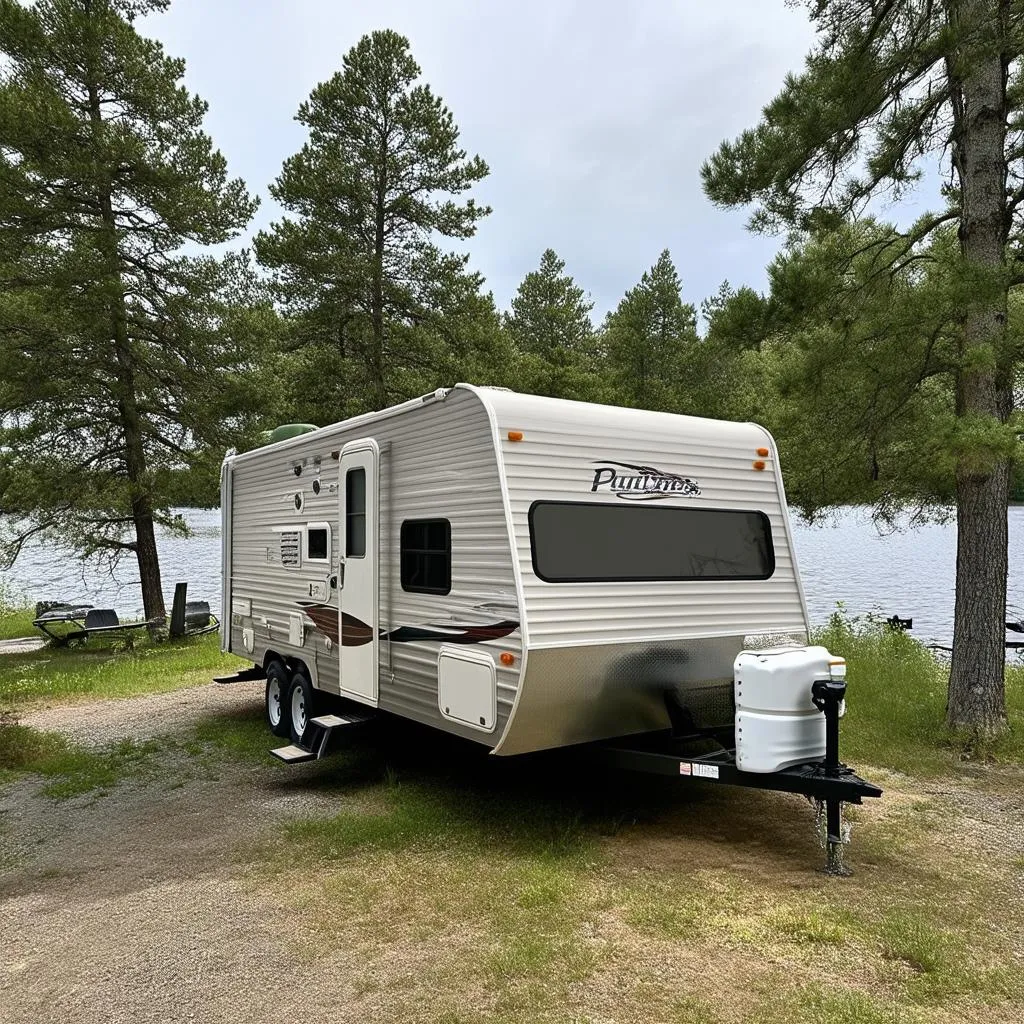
[734,645,846,773]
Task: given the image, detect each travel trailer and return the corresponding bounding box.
[219,385,880,870]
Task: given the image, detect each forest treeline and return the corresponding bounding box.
[2,2,1022,736]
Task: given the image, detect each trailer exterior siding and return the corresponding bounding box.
[479,391,808,646]
[471,390,809,755]
[225,386,810,757]
[225,388,522,745]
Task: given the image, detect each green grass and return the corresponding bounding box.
[0,605,36,642]
[0,610,245,712]
[0,583,33,641]
[752,985,912,1024]
[879,912,948,975]
[813,611,1024,774]
[188,702,272,762]
[284,769,592,864]
[0,722,162,798]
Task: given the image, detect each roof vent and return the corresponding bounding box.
[261,423,318,446]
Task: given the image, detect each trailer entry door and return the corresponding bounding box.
[338,439,379,705]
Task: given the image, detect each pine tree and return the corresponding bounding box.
[0,0,257,621]
[603,250,698,411]
[256,30,491,414]
[505,249,598,400]
[702,0,1022,738]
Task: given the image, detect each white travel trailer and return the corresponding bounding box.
[219,385,880,869]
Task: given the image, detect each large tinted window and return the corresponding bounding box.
[529,502,774,582]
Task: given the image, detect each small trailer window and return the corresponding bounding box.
[346,468,366,558]
[401,519,451,594]
[305,522,331,563]
[529,502,774,582]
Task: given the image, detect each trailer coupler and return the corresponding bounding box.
[597,729,882,875]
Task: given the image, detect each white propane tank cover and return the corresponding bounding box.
[734,645,837,774]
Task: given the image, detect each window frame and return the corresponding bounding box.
[527,500,775,584]
[400,518,453,596]
[304,521,332,566]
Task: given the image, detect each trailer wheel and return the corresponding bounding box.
[288,670,317,745]
[265,662,290,738]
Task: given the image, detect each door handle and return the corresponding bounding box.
[337,561,345,588]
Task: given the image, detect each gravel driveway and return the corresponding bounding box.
[21,681,261,746]
[0,684,402,1024]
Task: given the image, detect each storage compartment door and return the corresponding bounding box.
[438,646,497,732]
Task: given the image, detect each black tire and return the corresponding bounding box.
[265,661,291,738]
[287,669,318,745]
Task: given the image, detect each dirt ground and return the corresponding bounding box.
[1,685,1022,1024]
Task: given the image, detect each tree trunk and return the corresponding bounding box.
[84,36,166,624]
[369,131,388,410]
[946,0,1010,737]
[370,196,386,409]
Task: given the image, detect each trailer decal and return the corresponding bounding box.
[296,602,518,648]
[591,460,701,500]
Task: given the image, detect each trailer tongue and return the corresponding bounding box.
[598,660,882,875]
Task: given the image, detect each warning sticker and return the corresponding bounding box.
[678,762,692,776]
[693,764,720,780]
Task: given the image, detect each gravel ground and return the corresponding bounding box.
[3,687,1022,1023]
[0,637,46,656]
[20,682,261,746]
[0,684,399,1024]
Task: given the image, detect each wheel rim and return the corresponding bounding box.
[267,678,282,727]
[291,685,307,735]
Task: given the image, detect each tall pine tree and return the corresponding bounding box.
[703,0,1023,738]
[0,0,257,620]
[256,30,491,415]
[505,248,598,400]
[603,249,698,411]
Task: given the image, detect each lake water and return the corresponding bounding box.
[4,506,1024,647]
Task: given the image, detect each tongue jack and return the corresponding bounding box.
[811,676,850,872]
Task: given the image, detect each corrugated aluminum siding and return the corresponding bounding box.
[226,388,522,744]
[477,390,808,649]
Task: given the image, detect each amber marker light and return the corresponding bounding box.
[500,652,516,666]
[507,430,524,442]
[756,446,770,457]
[753,460,766,471]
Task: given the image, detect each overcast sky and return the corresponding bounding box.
[141,1,826,318]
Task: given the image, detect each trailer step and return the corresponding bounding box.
[310,711,373,728]
[270,708,375,765]
[270,744,318,764]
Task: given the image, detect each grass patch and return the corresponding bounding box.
[0,616,244,713]
[770,905,854,945]
[485,930,596,985]
[0,722,161,797]
[753,984,912,1024]
[0,584,35,641]
[284,771,592,864]
[0,605,36,642]
[879,912,947,975]
[813,611,1024,774]
[189,703,270,762]
[670,994,720,1024]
